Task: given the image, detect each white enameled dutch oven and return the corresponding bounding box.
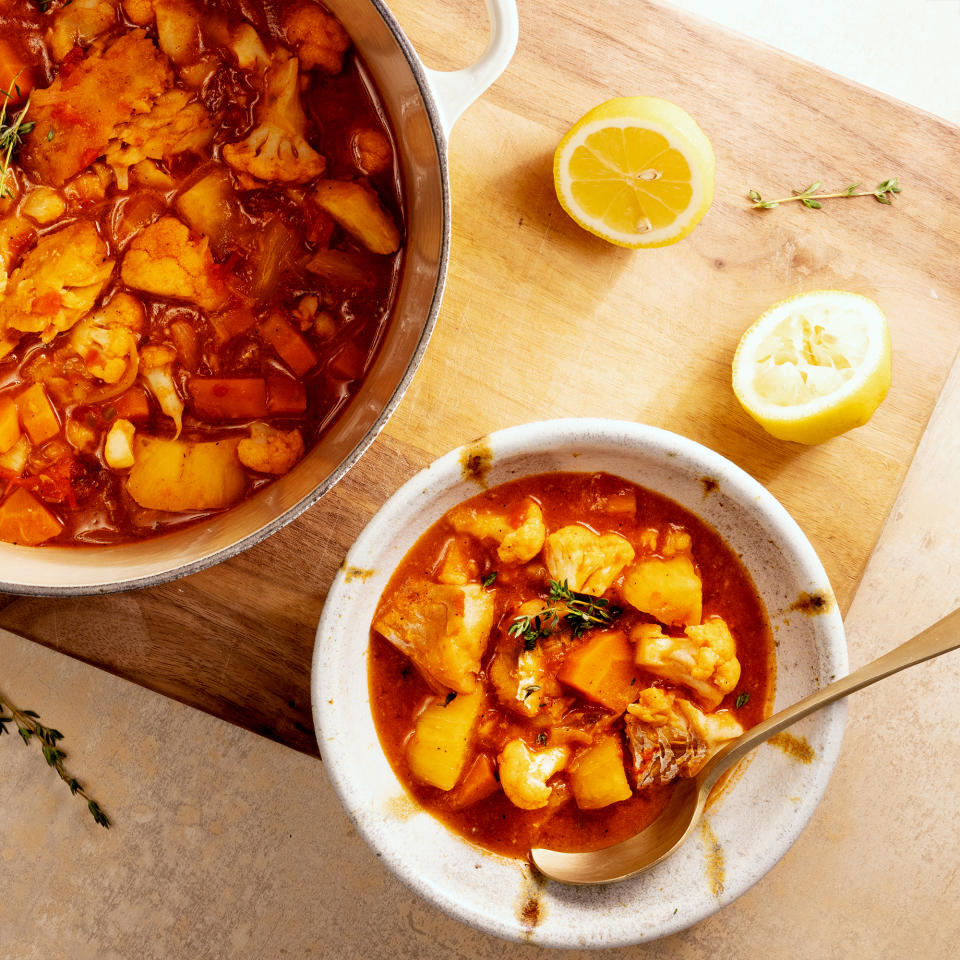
[313,418,848,947]
[0,0,519,596]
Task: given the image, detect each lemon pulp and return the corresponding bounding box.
[732,291,892,445]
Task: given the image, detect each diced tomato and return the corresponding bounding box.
[258,312,319,377]
[188,377,268,420]
[266,376,307,415]
[0,487,63,546]
[33,291,64,316]
[114,387,151,421]
[16,383,60,445]
[0,41,35,103]
[327,341,366,381]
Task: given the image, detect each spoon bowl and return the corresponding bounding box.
[532,605,960,884]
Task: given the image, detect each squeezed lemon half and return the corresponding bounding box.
[553,96,715,249]
[732,290,892,445]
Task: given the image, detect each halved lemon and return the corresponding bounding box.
[732,290,892,445]
[553,96,715,249]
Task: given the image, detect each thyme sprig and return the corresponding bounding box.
[508,578,622,648]
[0,689,111,828]
[0,75,34,200]
[748,178,901,210]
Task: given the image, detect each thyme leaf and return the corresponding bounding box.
[0,76,33,200]
[748,177,901,211]
[507,579,622,648]
[0,689,111,829]
[735,691,751,709]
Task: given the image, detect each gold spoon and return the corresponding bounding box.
[531,606,960,884]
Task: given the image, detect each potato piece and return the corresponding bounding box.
[155,0,201,65]
[125,436,246,511]
[622,556,702,626]
[569,736,633,810]
[17,384,60,445]
[312,180,400,254]
[406,689,485,791]
[174,167,241,255]
[0,396,20,454]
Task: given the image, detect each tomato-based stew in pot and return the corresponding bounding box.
[369,472,775,858]
[0,0,402,545]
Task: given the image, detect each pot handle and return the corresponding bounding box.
[423,0,519,138]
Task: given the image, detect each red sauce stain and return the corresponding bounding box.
[459,438,494,486]
[700,819,725,896]
[700,476,719,495]
[789,591,832,616]
[520,896,542,927]
[769,732,815,763]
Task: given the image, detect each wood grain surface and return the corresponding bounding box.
[2,0,959,755]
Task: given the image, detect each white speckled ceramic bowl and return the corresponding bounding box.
[311,418,847,948]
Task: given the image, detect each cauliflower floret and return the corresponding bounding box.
[373,580,494,694]
[0,222,113,351]
[498,739,569,810]
[222,54,325,184]
[625,686,743,787]
[228,23,270,71]
[154,0,201,65]
[281,0,351,74]
[105,89,213,190]
[622,555,702,626]
[236,422,305,475]
[20,187,67,225]
[103,417,136,469]
[543,524,635,596]
[632,619,741,710]
[122,217,228,312]
[447,497,546,565]
[139,344,183,438]
[69,292,145,384]
[46,0,118,61]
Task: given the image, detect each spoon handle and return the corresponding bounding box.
[702,605,960,789]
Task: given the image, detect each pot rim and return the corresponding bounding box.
[0,3,452,597]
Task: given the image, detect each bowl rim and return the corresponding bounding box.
[311,417,848,947]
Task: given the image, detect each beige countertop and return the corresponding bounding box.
[3,2,960,957]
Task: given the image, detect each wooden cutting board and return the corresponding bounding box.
[2,0,959,755]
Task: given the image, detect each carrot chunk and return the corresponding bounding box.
[258,312,319,376]
[0,397,21,454]
[266,375,307,415]
[16,383,61,444]
[114,387,151,421]
[557,630,639,712]
[188,377,268,420]
[0,487,63,545]
[448,752,501,809]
